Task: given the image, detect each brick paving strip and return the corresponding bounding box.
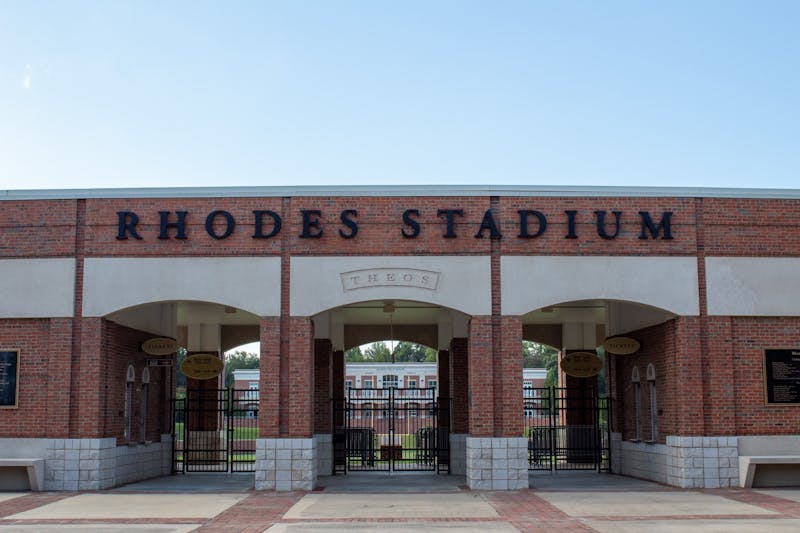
[705,488,800,518]
[483,490,596,532]
[0,493,73,519]
[193,492,306,532]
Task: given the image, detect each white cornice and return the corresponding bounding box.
[3,184,800,200]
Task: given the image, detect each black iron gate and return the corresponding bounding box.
[524,386,610,471]
[172,388,259,473]
[332,387,450,474]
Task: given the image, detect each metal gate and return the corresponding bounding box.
[524,386,610,471]
[332,387,450,474]
[172,388,259,473]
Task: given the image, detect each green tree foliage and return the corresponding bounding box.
[523,341,559,388]
[345,345,365,362]
[345,341,437,363]
[224,350,260,387]
[523,341,557,368]
[363,342,391,362]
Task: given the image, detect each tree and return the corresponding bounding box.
[523,340,557,368]
[393,341,437,362]
[224,350,259,387]
[345,345,365,362]
[363,342,391,362]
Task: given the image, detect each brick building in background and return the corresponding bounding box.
[1,185,800,491]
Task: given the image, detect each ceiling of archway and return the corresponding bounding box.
[338,300,443,325]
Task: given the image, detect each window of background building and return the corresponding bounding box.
[363,379,373,389]
[382,375,398,389]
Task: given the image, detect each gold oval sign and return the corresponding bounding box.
[560,351,603,378]
[180,354,224,380]
[603,336,641,355]
[142,337,178,356]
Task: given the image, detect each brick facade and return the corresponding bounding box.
[2,187,800,490]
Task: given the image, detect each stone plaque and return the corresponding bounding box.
[764,349,800,405]
[0,350,20,409]
[340,268,440,291]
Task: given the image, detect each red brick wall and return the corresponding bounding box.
[0,319,73,437]
[731,317,800,434]
[4,192,800,442]
[101,320,171,444]
[613,321,676,444]
[0,200,77,257]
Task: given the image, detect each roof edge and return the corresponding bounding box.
[3,184,800,200]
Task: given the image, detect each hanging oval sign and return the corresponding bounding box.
[560,351,603,378]
[142,337,179,356]
[180,354,224,380]
[603,336,641,355]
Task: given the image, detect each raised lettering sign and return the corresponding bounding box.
[341,268,440,291]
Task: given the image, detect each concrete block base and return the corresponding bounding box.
[465,437,527,490]
[255,438,317,491]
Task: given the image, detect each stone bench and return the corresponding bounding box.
[0,458,44,491]
[739,456,800,488]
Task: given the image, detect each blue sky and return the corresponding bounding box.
[2,1,798,190]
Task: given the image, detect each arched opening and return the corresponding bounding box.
[101,299,263,485]
[519,298,677,482]
[311,299,470,479]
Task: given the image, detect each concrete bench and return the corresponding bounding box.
[739,456,800,488]
[0,458,44,491]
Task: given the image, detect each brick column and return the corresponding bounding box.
[450,339,469,433]
[437,349,451,409]
[259,317,281,438]
[313,339,332,434]
[287,317,314,437]
[468,316,493,436]
[332,350,345,428]
[495,316,523,436]
[674,316,705,436]
[73,317,104,438]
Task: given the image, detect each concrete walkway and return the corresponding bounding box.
[1,473,800,532]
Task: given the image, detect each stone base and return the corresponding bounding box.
[255,438,317,491]
[665,436,739,488]
[450,434,467,475]
[37,436,172,491]
[613,433,740,488]
[465,437,528,490]
[315,434,332,477]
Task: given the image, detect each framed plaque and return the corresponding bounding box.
[0,350,20,409]
[764,349,800,405]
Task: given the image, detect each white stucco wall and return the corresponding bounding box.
[290,256,491,316]
[706,257,800,316]
[83,257,281,317]
[501,256,700,316]
[0,258,75,318]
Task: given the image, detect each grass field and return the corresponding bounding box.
[173,423,258,440]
